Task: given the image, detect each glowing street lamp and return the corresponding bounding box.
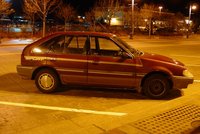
[185,19,192,25]
[159,6,163,13]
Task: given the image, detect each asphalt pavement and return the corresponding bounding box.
[0,35,200,134]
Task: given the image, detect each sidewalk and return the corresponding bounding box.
[0,38,37,47]
[105,90,200,134]
[0,34,200,134]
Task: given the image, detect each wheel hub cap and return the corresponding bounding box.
[39,73,54,90]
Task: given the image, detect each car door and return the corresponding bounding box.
[87,36,138,88]
[44,34,88,85]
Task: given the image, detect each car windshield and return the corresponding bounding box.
[112,36,143,56]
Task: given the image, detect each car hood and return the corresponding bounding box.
[140,52,185,66]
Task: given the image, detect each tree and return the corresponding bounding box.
[0,0,14,43]
[85,8,96,31]
[57,2,76,32]
[173,12,185,31]
[24,0,60,37]
[0,0,13,17]
[140,4,158,37]
[87,0,122,31]
[23,0,37,36]
[98,0,121,26]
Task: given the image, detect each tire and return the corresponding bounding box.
[142,74,170,99]
[35,69,60,93]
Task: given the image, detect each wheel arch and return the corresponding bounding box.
[32,66,60,82]
[141,71,173,90]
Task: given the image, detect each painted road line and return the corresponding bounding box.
[0,101,127,116]
[186,64,200,67]
[172,55,200,58]
[0,53,21,56]
[194,80,200,83]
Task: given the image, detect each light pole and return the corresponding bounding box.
[187,4,197,38]
[130,0,134,39]
[189,5,197,21]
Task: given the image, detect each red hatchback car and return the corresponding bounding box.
[17,31,193,99]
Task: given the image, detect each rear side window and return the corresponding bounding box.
[32,35,88,55]
[32,35,67,54]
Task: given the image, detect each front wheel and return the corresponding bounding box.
[35,69,60,93]
[142,74,170,99]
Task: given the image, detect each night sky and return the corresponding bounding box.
[11,0,96,15]
[139,0,200,14]
[10,0,200,16]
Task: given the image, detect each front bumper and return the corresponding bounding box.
[172,76,194,89]
[16,65,35,79]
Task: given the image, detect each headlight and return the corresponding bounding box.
[183,70,193,78]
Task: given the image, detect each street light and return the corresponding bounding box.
[187,4,197,38]
[159,6,163,13]
[130,0,134,39]
[189,5,197,20]
[158,6,163,28]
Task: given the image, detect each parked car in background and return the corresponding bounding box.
[155,27,182,36]
[17,31,194,99]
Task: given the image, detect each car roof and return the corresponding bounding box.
[46,31,115,38]
[26,31,117,50]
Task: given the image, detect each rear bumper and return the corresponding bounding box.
[16,65,35,79]
[172,76,194,89]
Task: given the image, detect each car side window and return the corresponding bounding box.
[32,35,67,54]
[98,37,121,57]
[64,36,88,54]
[48,36,66,53]
[89,37,99,55]
[33,35,88,55]
[98,38,119,50]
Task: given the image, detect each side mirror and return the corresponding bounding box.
[119,50,132,59]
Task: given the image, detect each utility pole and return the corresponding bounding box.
[186,4,197,38]
[130,0,134,39]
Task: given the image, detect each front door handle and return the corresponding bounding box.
[47,57,56,61]
[92,60,99,65]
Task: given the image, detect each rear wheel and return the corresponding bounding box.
[142,74,170,99]
[35,69,60,93]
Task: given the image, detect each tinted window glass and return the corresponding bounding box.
[89,37,98,55]
[89,37,121,57]
[63,36,88,54]
[98,38,119,51]
[33,36,65,54]
[90,37,96,50]
[33,35,88,55]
